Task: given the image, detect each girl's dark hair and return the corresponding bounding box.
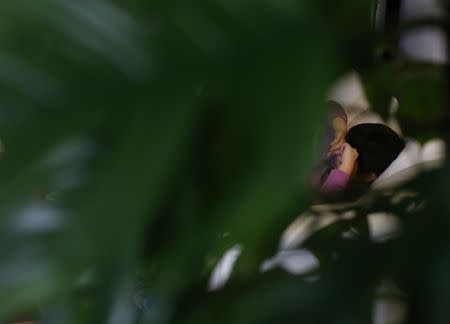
[346,123,406,176]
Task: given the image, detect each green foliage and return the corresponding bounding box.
[0,0,447,323]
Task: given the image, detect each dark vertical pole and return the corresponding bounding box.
[445,2,450,149]
[384,0,402,32]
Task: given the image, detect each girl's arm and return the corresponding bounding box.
[321,143,359,193]
[329,110,348,157]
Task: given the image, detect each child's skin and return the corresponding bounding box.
[337,143,359,177]
[328,116,359,178]
[329,115,347,156]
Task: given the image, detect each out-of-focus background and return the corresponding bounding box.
[0,0,448,323]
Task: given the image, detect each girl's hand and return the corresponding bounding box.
[328,130,346,157]
[338,143,359,176]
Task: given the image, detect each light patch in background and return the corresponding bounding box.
[373,279,408,324]
[341,226,360,240]
[367,213,401,242]
[107,279,136,324]
[260,249,319,275]
[328,73,400,132]
[208,244,242,291]
[11,202,66,234]
[373,296,408,324]
[400,27,448,64]
[421,138,446,170]
[390,191,419,205]
[280,210,356,250]
[387,97,402,135]
[347,110,385,129]
[372,140,422,189]
[400,0,445,21]
[373,138,446,190]
[374,0,387,30]
[346,97,400,132]
[328,71,370,120]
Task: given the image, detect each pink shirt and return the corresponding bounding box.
[321,169,349,193]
